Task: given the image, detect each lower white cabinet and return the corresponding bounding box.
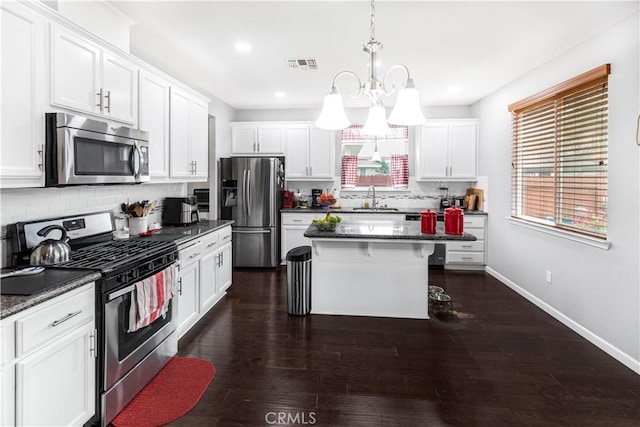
[446,215,487,269]
[0,283,96,427]
[176,226,232,339]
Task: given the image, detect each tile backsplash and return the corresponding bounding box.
[0,183,188,267]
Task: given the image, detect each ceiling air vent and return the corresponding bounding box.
[286,58,318,71]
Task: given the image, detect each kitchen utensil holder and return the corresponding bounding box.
[128,217,148,235]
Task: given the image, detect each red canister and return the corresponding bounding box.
[420,209,437,234]
[444,206,464,235]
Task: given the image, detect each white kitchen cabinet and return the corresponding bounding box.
[417,119,478,180]
[51,25,138,125]
[177,257,200,338]
[285,124,335,180]
[176,226,233,339]
[169,86,209,180]
[1,1,46,188]
[1,283,96,426]
[139,69,170,179]
[231,123,285,155]
[446,215,487,270]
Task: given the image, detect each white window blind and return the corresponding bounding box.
[509,65,609,239]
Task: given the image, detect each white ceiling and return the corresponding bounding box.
[113,0,638,110]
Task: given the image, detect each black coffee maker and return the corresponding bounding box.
[311,189,322,208]
[439,187,451,210]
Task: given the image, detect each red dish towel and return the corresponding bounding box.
[391,154,409,188]
[341,155,358,188]
[128,266,175,333]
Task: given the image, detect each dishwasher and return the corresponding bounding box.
[405,213,446,268]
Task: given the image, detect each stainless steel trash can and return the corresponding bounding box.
[286,246,312,315]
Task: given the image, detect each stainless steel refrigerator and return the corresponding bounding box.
[220,157,284,267]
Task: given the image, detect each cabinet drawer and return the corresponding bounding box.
[281,213,324,225]
[447,241,485,252]
[178,238,204,264]
[16,285,94,357]
[462,216,485,228]
[201,231,219,252]
[218,226,232,246]
[447,252,485,264]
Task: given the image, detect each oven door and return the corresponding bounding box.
[103,265,177,391]
[53,127,149,186]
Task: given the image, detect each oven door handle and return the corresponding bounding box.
[109,284,136,301]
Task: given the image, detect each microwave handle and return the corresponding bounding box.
[130,143,142,180]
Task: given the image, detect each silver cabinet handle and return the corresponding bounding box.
[105,90,111,113]
[461,245,472,248]
[253,141,256,152]
[292,219,303,222]
[178,278,183,295]
[461,256,473,260]
[221,234,230,241]
[38,144,43,171]
[51,310,82,327]
[188,252,202,259]
[636,114,640,146]
[206,242,217,248]
[194,160,197,174]
[96,88,103,110]
[257,141,260,152]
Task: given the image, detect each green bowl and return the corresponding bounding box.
[314,221,337,231]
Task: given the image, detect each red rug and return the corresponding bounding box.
[111,356,216,427]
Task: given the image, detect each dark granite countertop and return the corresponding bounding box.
[144,220,234,245]
[281,207,487,216]
[1,270,100,320]
[304,220,477,241]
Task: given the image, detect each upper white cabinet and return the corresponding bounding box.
[51,26,138,125]
[139,70,170,179]
[231,123,285,155]
[0,1,46,188]
[285,124,334,180]
[169,87,208,180]
[417,119,478,180]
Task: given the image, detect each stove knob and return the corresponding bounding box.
[148,261,154,271]
[118,274,126,283]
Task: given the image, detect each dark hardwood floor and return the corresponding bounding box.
[170,268,639,426]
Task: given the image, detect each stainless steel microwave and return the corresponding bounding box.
[45,112,150,186]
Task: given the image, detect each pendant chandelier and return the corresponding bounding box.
[315,0,426,135]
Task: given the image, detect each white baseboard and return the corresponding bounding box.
[485,266,640,375]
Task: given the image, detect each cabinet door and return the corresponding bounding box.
[257,125,284,154]
[231,125,257,154]
[281,225,310,265]
[169,86,192,178]
[16,323,95,427]
[308,127,334,178]
[1,2,45,187]
[102,52,138,125]
[199,250,219,313]
[218,243,232,293]
[189,97,209,179]
[50,26,101,116]
[139,70,170,179]
[418,123,449,179]
[177,261,199,338]
[449,121,477,179]
[285,125,309,178]
[1,367,15,426]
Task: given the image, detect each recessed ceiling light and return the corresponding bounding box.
[274,91,286,98]
[447,85,461,93]
[235,42,251,52]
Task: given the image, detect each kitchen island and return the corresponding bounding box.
[304,220,476,319]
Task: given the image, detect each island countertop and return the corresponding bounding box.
[303,220,477,241]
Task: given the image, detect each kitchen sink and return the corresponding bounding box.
[352,207,400,211]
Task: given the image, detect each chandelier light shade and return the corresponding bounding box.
[315,88,350,130]
[362,104,390,136]
[315,0,426,132]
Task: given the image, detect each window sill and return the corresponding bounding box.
[508,217,611,250]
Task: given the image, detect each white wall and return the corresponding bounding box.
[471,13,640,372]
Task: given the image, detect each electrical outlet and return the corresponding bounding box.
[546,270,552,284]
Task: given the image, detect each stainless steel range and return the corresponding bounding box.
[10,211,179,426]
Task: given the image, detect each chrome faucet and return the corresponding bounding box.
[366,185,376,209]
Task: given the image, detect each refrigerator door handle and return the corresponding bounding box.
[242,169,248,218]
[232,229,270,234]
[246,169,252,217]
